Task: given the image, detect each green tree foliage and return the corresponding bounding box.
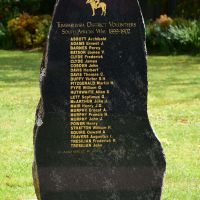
[175,0,200,19]
[0,0,55,25]
[39,0,56,15]
[0,0,39,24]
[147,0,169,14]
[147,0,200,19]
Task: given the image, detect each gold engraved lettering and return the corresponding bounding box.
[69,36,116,150]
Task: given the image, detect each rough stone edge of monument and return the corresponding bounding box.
[32,1,60,200]
[32,0,167,199]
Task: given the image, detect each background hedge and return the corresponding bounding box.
[0,0,200,53]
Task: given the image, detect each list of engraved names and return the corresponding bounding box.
[70,36,116,148]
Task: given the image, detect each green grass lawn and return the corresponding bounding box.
[0,50,199,200]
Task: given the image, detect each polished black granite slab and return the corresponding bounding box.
[33,0,166,199]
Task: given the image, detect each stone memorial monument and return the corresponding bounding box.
[33,0,166,199]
